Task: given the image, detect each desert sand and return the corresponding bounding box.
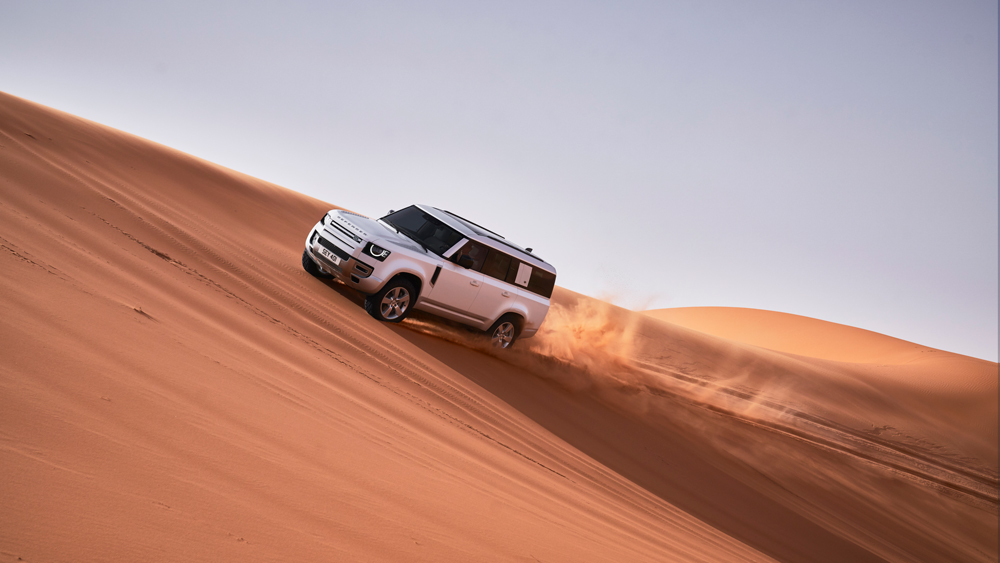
[1,91,996,562]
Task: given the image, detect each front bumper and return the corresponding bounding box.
[306,228,383,293]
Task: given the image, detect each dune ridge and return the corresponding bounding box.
[1,91,997,562]
[642,306,985,363]
[644,307,998,455]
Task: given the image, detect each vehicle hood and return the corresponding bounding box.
[332,210,426,254]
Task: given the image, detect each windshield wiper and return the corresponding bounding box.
[389,223,431,254]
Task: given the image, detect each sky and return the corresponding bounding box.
[2,1,997,361]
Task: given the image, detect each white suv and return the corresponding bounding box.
[303,205,556,348]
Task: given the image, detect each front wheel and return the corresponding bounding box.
[489,314,522,349]
[365,278,416,323]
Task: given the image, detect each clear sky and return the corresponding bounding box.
[3,1,997,361]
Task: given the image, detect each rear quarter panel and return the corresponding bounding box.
[512,288,550,337]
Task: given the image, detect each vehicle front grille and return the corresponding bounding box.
[328,221,362,244]
[317,236,351,261]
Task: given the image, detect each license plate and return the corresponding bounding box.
[319,247,342,265]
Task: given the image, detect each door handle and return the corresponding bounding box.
[470,280,480,286]
[502,291,510,297]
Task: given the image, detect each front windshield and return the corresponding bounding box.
[381,206,465,255]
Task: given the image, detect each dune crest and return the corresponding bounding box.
[645,306,948,363]
[645,306,998,452]
[2,91,997,562]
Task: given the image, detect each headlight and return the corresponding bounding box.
[364,242,391,261]
[320,212,330,225]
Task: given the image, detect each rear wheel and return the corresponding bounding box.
[302,249,333,279]
[489,314,522,349]
[365,278,416,323]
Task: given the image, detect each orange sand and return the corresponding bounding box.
[643,306,951,363]
[2,91,997,562]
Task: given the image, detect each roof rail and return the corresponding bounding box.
[439,208,505,239]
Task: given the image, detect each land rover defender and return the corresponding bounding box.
[303,205,556,348]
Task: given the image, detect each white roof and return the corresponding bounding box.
[417,205,556,274]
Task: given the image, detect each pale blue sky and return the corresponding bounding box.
[2,1,997,361]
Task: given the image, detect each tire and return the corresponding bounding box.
[302,249,333,279]
[365,277,416,323]
[488,314,522,349]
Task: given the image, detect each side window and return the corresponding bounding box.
[527,268,556,299]
[505,259,532,286]
[505,258,556,298]
[451,240,488,271]
[504,259,521,286]
[481,249,512,281]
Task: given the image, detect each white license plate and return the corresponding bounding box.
[319,247,342,265]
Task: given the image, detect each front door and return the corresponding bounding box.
[420,261,486,323]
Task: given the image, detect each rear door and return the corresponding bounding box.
[467,247,519,328]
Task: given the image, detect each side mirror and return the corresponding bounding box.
[457,255,474,269]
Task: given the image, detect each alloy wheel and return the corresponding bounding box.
[380,287,409,320]
[491,321,515,348]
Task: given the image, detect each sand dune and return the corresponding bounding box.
[644,307,998,463]
[642,307,937,364]
[1,91,996,562]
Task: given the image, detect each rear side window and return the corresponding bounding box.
[504,259,521,286]
[481,249,512,281]
[504,259,556,299]
[527,268,556,298]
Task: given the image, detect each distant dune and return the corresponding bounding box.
[643,306,936,364]
[1,91,996,563]
[644,307,998,454]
